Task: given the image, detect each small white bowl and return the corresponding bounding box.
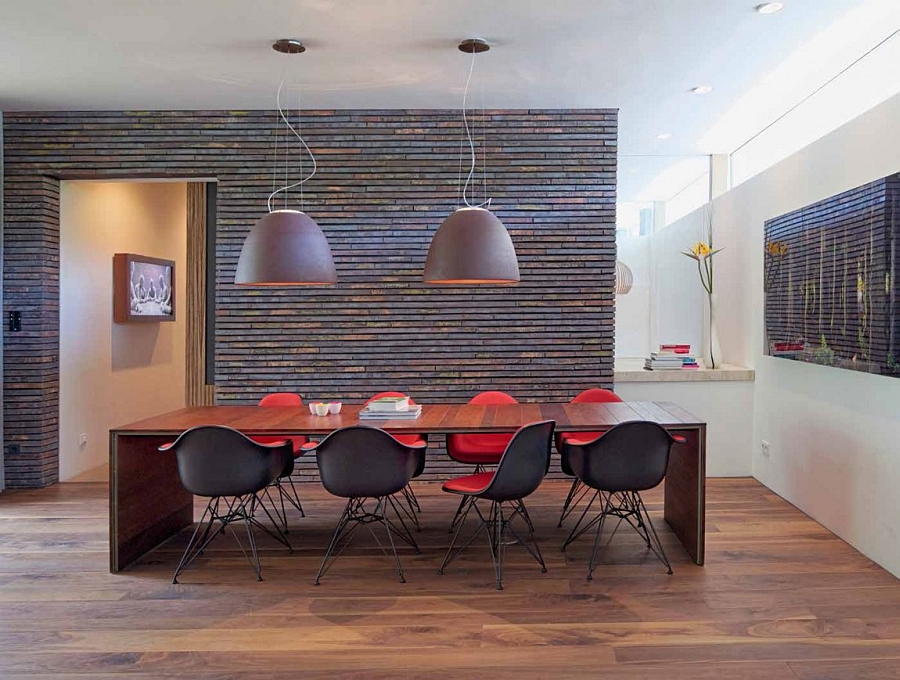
[314,402,330,416]
[308,403,316,415]
[328,402,342,415]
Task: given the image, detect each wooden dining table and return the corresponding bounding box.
[109,401,706,573]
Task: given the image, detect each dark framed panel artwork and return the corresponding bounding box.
[113,253,176,323]
[764,171,900,375]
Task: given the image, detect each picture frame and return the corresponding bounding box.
[113,253,176,323]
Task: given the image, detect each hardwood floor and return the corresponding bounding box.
[1,478,899,679]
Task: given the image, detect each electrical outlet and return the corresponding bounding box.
[761,440,770,458]
[79,433,88,447]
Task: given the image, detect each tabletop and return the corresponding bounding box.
[111,401,704,436]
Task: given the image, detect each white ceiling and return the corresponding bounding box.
[1,0,893,198]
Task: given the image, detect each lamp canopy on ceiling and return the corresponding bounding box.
[234,40,337,287]
[423,38,520,285]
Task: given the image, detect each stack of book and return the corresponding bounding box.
[643,344,699,370]
[358,396,423,419]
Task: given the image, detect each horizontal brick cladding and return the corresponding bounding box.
[3,109,617,486]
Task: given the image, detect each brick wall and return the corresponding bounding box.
[2,109,617,487]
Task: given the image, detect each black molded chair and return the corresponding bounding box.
[561,421,681,579]
[439,420,555,590]
[306,426,425,585]
[160,426,293,583]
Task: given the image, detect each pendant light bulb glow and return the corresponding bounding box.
[423,38,519,285]
[235,40,337,286]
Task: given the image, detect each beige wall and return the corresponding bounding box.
[59,181,187,481]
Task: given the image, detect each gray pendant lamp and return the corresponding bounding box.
[423,39,519,285]
[235,39,336,286]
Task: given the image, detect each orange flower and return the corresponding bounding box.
[691,242,711,258]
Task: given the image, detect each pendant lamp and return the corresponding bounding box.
[235,39,336,286]
[423,39,519,285]
[615,259,633,295]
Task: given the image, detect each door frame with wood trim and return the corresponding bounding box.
[186,181,216,407]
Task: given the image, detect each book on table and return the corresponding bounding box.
[358,404,423,419]
[366,396,411,412]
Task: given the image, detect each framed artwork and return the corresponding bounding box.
[764,171,900,376]
[113,253,176,323]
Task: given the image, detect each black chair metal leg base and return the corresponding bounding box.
[578,490,672,580]
[557,477,593,528]
[173,494,273,584]
[439,497,547,590]
[315,496,410,586]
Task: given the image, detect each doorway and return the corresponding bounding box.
[58,181,189,481]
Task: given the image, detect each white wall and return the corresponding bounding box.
[614,236,651,358]
[699,93,900,576]
[59,181,187,481]
[615,380,754,478]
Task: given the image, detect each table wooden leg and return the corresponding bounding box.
[109,433,193,573]
[663,425,706,565]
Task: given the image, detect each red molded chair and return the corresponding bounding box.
[365,392,428,524]
[256,392,309,530]
[556,388,622,528]
[446,391,519,466]
[445,391,519,532]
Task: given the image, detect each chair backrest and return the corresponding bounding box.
[164,426,289,498]
[469,390,518,406]
[570,421,674,493]
[571,388,622,404]
[315,426,417,499]
[480,420,555,502]
[259,392,303,407]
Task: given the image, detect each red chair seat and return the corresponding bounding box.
[393,435,426,447]
[446,433,513,465]
[442,471,495,495]
[560,431,603,446]
[253,434,308,458]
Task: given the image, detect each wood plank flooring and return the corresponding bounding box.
[1,479,899,679]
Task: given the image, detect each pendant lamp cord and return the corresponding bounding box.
[462,48,490,209]
[267,78,318,213]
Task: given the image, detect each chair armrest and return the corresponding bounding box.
[158,441,175,452]
[672,435,687,445]
[300,441,320,453]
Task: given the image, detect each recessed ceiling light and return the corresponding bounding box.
[756,2,784,14]
[655,133,672,140]
[691,85,713,95]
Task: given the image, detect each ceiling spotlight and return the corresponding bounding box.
[655,133,672,140]
[691,85,713,95]
[755,2,784,14]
